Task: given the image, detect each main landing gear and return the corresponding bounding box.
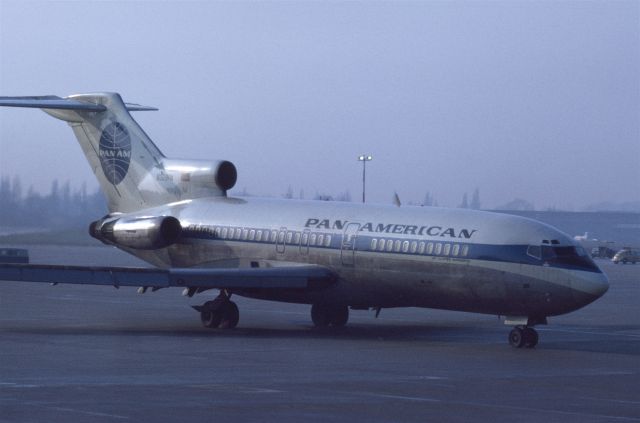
[508,326,539,348]
[311,303,349,327]
[194,292,239,329]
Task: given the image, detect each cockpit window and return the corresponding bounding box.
[541,245,599,271]
[527,245,541,259]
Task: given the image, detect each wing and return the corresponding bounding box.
[0,264,336,290]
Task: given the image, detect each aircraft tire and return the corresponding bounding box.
[201,304,222,329]
[523,327,539,348]
[330,305,349,327]
[311,303,331,327]
[218,301,240,329]
[508,327,525,348]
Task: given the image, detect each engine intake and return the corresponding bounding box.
[90,215,182,250]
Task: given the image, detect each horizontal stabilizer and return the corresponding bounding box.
[0,96,106,111]
[0,263,336,290]
[0,96,157,112]
[124,103,158,112]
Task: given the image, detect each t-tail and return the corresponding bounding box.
[0,93,237,213]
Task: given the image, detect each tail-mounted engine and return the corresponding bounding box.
[163,159,237,198]
[90,215,182,250]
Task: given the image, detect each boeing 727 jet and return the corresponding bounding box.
[0,93,609,348]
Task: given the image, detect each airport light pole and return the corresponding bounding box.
[358,154,372,203]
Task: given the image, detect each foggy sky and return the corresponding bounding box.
[1,0,638,210]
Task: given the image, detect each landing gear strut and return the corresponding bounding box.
[508,326,538,348]
[195,291,239,329]
[311,303,349,327]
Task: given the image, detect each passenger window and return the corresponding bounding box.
[221,227,228,239]
[386,239,394,252]
[394,240,401,252]
[236,229,242,240]
[443,244,451,256]
[434,243,442,255]
[256,230,262,241]
[249,229,255,241]
[402,241,409,253]
[452,244,460,256]
[371,239,378,250]
[461,245,469,257]
[293,232,301,244]
[410,241,417,253]
[379,239,386,252]
[418,242,425,254]
[317,234,324,246]
[278,231,285,243]
[325,235,331,247]
[301,232,308,244]
[242,229,249,240]
[270,230,277,242]
[286,231,293,243]
[228,228,235,239]
[427,242,434,254]
[310,233,317,246]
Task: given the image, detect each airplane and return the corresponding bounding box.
[0,92,609,348]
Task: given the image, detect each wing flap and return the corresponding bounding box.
[0,264,336,290]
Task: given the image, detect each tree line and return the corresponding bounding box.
[0,176,107,228]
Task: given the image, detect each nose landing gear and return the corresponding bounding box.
[505,316,545,348]
[508,326,539,348]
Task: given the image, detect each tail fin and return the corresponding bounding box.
[0,93,236,213]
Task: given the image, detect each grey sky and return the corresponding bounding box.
[0,0,638,209]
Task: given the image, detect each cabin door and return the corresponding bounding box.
[341,223,361,266]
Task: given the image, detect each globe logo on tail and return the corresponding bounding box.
[99,122,131,185]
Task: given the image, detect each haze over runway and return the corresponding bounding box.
[0,0,638,210]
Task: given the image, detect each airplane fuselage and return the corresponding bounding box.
[124,196,608,319]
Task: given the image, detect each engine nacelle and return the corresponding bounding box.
[163,159,237,197]
[90,215,182,250]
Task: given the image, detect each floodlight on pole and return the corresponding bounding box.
[358,154,373,203]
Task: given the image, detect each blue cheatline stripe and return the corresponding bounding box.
[182,225,601,273]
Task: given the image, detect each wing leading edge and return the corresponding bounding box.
[0,264,336,290]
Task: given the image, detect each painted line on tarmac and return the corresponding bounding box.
[48,406,129,420]
[540,327,640,339]
[346,390,640,421]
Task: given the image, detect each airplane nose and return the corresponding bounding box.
[572,271,609,307]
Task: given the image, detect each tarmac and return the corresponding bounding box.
[0,245,638,422]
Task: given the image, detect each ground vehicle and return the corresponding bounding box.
[612,249,640,264]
